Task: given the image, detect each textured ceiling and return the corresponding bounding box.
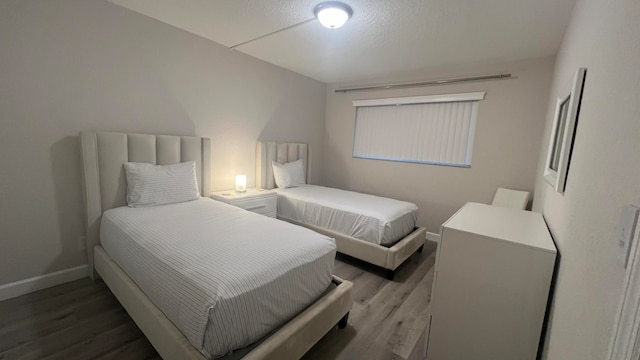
[106,0,577,83]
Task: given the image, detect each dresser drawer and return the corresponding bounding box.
[210,188,277,218]
[255,210,277,218]
[231,196,276,214]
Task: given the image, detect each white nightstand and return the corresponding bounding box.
[210,188,277,218]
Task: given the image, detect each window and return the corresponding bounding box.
[352,92,485,167]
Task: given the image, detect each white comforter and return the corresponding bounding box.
[100,198,336,358]
[276,185,418,246]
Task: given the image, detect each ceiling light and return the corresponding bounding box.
[314,2,353,29]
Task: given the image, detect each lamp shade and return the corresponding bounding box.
[235,175,247,192]
[314,2,352,29]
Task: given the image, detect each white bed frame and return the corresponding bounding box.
[256,141,426,280]
[79,131,352,360]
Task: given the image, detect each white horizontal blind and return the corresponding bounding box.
[353,94,482,166]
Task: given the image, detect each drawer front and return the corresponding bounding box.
[256,210,277,218]
[232,196,277,215]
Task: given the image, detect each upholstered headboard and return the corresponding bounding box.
[79,131,211,278]
[256,141,309,190]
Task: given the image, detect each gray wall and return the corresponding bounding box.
[0,0,326,285]
[533,0,640,358]
[323,57,555,232]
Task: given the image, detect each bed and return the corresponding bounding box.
[256,141,426,280]
[79,131,352,360]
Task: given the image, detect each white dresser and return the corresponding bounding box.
[426,202,556,360]
[210,188,277,218]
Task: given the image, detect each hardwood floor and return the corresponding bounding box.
[305,242,436,360]
[0,242,436,360]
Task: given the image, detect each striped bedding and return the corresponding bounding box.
[100,198,336,358]
[276,185,419,246]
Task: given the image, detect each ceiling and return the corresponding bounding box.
[106,0,577,84]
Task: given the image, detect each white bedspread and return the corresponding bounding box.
[276,185,418,246]
[100,198,336,358]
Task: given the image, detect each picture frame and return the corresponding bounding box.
[544,67,586,193]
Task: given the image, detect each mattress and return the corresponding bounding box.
[100,198,336,359]
[275,185,419,246]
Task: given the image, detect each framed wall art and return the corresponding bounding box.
[544,67,586,193]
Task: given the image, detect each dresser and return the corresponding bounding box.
[210,188,277,218]
[426,202,557,360]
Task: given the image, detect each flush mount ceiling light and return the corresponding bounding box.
[231,1,353,48]
[314,2,353,29]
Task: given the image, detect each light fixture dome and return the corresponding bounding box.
[314,2,352,29]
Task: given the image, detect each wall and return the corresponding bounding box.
[0,0,326,286]
[532,0,640,358]
[324,57,554,232]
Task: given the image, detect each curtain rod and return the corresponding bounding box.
[334,73,513,93]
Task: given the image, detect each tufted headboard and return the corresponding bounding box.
[256,141,309,190]
[79,131,211,278]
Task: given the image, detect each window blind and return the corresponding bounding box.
[353,93,483,167]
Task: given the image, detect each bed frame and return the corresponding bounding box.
[79,131,352,360]
[256,141,426,280]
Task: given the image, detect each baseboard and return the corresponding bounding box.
[0,264,89,301]
[426,231,440,244]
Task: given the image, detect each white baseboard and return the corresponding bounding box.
[426,231,440,244]
[0,264,89,301]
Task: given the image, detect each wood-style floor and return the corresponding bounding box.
[0,242,436,360]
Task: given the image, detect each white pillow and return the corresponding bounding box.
[124,161,200,207]
[272,159,306,188]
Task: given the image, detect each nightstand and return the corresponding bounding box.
[210,188,277,218]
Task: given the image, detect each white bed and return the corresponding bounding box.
[80,131,353,360]
[256,141,426,280]
[102,198,336,358]
[276,185,418,246]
